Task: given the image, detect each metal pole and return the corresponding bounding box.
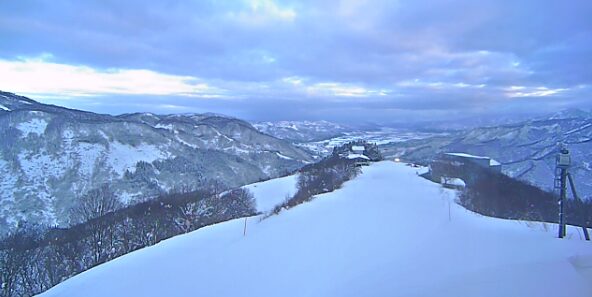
[567,173,580,201]
[567,173,590,241]
[584,227,591,241]
[558,168,568,238]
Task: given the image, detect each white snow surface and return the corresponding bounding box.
[441,177,466,187]
[154,123,175,131]
[298,128,444,156]
[106,142,170,175]
[446,152,490,159]
[346,153,369,160]
[40,162,592,297]
[243,174,299,212]
[16,118,48,136]
[275,152,293,160]
[447,152,501,166]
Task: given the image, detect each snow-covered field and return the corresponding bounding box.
[298,128,443,155]
[243,174,299,213]
[39,162,592,297]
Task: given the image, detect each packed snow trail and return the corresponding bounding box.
[242,174,298,212]
[39,162,592,297]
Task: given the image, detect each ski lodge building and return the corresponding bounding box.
[336,145,370,166]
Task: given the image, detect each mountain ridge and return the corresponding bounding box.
[0,91,312,234]
[382,114,592,199]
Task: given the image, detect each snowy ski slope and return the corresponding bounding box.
[39,162,592,297]
[243,174,299,213]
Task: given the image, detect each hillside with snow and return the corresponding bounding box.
[40,161,592,297]
[253,121,442,157]
[382,112,592,200]
[253,120,352,143]
[0,91,312,234]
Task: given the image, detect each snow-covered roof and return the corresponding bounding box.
[446,152,501,167]
[351,145,365,151]
[445,152,489,160]
[346,153,369,160]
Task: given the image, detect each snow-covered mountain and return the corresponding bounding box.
[253,120,352,143]
[547,108,592,120]
[299,128,444,156]
[254,121,443,157]
[39,162,592,297]
[382,111,592,199]
[0,91,312,233]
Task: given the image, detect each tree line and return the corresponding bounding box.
[269,141,382,216]
[0,183,256,297]
[431,159,592,228]
[1,141,383,296]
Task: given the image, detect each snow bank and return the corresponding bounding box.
[441,177,466,187]
[40,162,592,297]
[243,174,299,212]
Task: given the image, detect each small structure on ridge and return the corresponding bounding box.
[332,141,382,166]
[429,152,502,186]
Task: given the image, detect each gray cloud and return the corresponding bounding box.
[0,0,591,122]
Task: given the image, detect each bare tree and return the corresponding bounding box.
[0,181,264,296]
[70,185,122,265]
[71,184,122,223]
[220,188,256,217]
[173,201,202,233]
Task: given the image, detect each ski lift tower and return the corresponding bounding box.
[554,144,590,240]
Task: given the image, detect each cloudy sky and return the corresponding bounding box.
[0,0,590,123]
